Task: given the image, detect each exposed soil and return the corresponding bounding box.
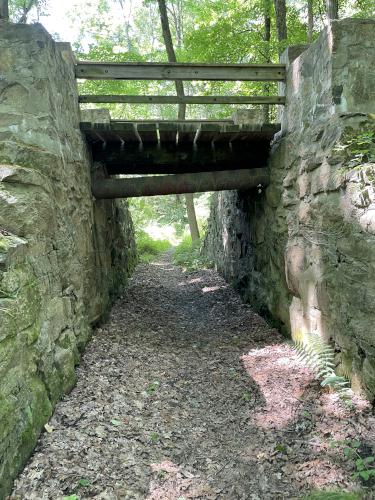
[11,253,375,499]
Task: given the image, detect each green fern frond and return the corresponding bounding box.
[293,334,350,398]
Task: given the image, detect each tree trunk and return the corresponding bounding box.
[0,0,9,20]
[185,193,200,241]
[325,0,338,20]
[307,0,314,43]
[262,0,272,123]
[157,0,200,241]
[274,0,287,56]
[18,0,36,23]
[157,0,184,96]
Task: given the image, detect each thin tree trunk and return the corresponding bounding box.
[325,0,338,20]
[262,0,271,123]
[274,0,287,56]
[185,193,200,241]
[157,0,200,241]
[0,0,9,20]
[307,0,314,43]
[122,0,134,52]
[19,0,35,23]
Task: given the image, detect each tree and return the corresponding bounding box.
[274,0,287,55]
[117,0,134,52]
[6,0,46,23]
[325,0,338,20]
[157,0,200,241]
[307,0,314,43]
[0,0,9,19]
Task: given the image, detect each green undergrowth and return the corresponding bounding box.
[304,491,363,500]
[173,235,212,271]
[136,231,171,263]
[293,333,350,399]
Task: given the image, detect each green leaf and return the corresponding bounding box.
[146,381,160,394]
[63,496,79,500]
[111,419,121,426]
[242,392,251,401]
[78,478,91,487]
[150,432,159,442]
[355,458,364,470]
[359,470,370,480]
[275,443,287,454]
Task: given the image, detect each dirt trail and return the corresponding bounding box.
[12,254,374,499]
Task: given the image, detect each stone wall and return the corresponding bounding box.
[205,19,375,399]
[0,23,136,497]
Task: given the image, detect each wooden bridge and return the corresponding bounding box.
[76,61,285,198]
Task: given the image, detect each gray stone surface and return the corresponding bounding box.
[0,23,136,497]
[81,108,111,124]
[232,108,264,125]
[205,18,375,400]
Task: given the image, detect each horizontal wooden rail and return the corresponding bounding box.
[79,94,285,105]
[76,61,286,82]
[92,168,269,198]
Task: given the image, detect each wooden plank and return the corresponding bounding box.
[109,119,234,124]
[79,94,286,105]
[76,61,286,82]
[90,140,272,175]
[82,121,280,136]
[158,122,179,142]
[194,123,221,142]
[92,168,270,198]
[137,123,158,143]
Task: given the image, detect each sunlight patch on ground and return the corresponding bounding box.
[147,460,214,499]
[150,262,175,271]
[202,285,223,293]
[295,458,349,488]
[242,344,313,429]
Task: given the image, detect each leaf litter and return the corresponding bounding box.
[10,253,374,499]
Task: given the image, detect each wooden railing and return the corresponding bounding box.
[76,61,286,106]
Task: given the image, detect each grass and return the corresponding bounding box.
[136,231,171,263]
[173,234,212,271]
[304,490,363,500]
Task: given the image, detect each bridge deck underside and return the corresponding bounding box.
[81,120,280,175]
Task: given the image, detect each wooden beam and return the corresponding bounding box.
[92,168,269,198]
[79,95,286,105]
[88,136,273,175]
[76,61,286,82]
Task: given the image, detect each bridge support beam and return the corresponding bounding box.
[92,168,269,199]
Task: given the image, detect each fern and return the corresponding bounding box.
[294,334,350,397]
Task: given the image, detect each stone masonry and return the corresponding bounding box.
[0,23,136,497]
[205,19,375,399]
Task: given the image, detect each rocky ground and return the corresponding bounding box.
[11,253,375,499]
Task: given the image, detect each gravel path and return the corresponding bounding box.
[11,253,375,499]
